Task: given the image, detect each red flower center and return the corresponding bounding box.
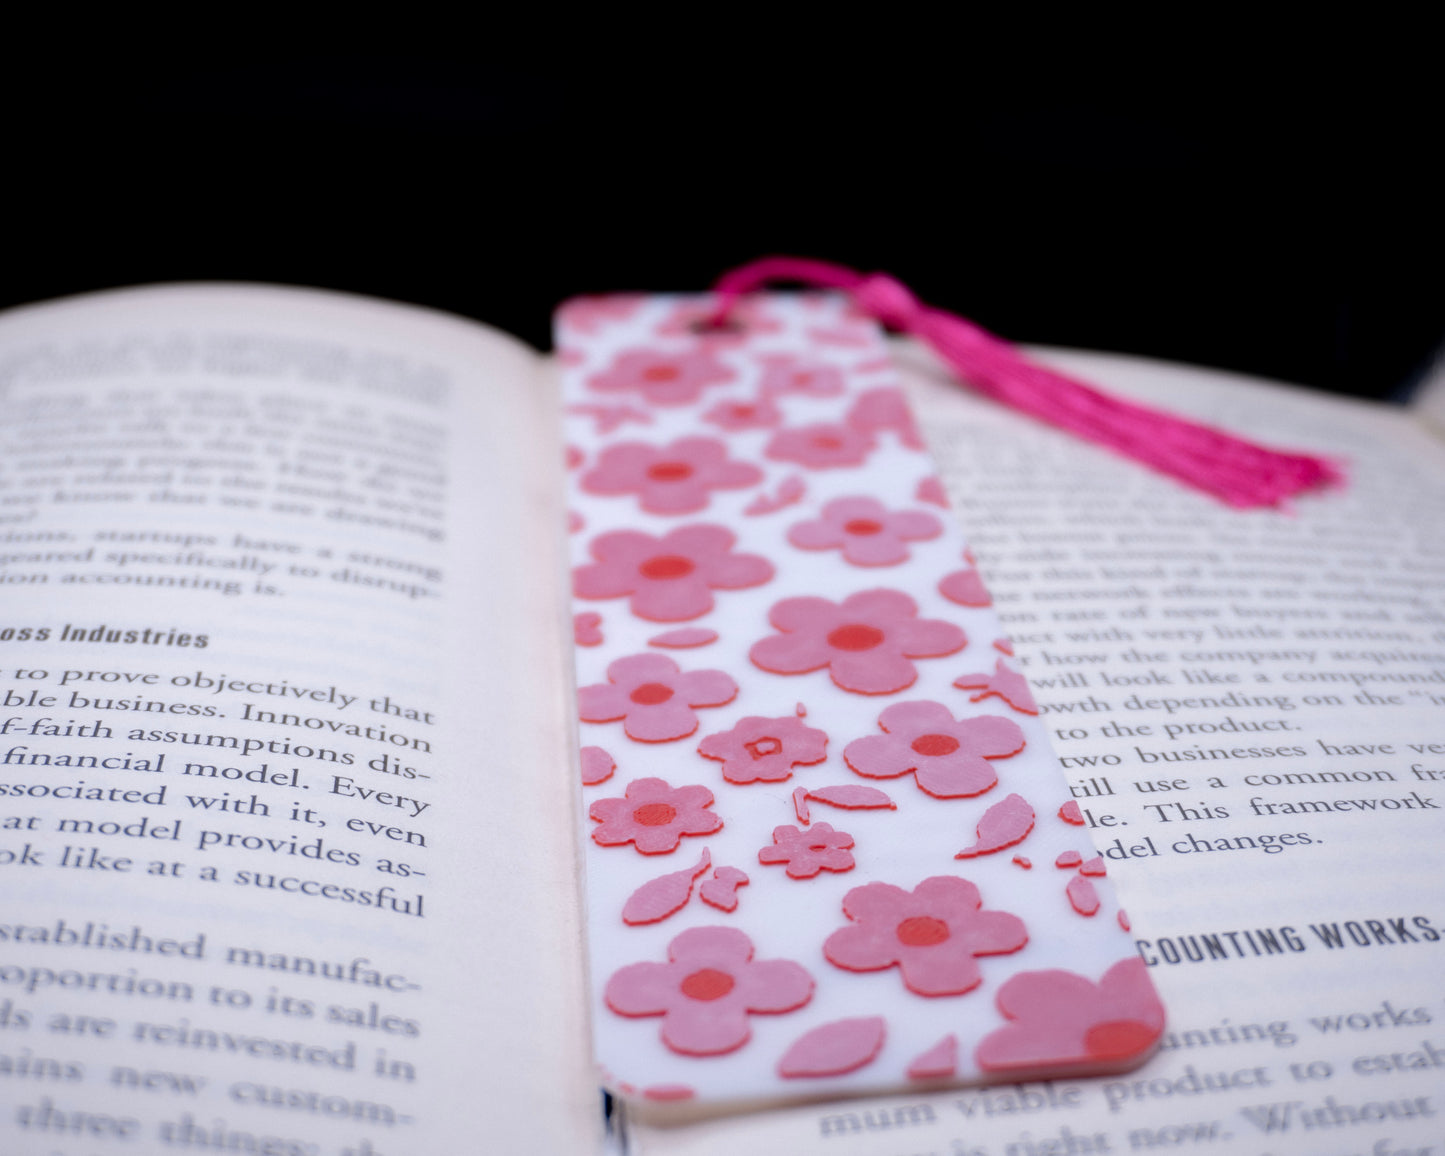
[911,733,961,757]
[744,736,782,759]
[733,405,756,418]
[896,916,950,946]
[792,371,814,385]
[843,518,884,536]
[630,682,675,705]
[646,461,694,482]
[633,802,678,827]
[826,624,885,651]
[679,968,735,1001]
[812,435,843,450]
[639,554,696,580]
[642,364,682,382]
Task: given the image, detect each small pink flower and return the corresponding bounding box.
[758,354,847,398]
[582,437,763,515]
[758,823,856,878]
[976,958,1165,1073]
[587,347,737,407]
[656,299,783,345]
[844,700,1025,798]
[765,423,876,471]
[824,875,1028,997]
[847,386,926,449]
[750,589,966,695]
[788,497,943,567]
[605,926,813,1055]
[574,525,774,622]
[697,714,828,784]
[578,653,738,742]
[590,777,721,853]
[557,294,645,335]
[702,396,784,431]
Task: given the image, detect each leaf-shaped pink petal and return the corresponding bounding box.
[648,627,719,648]
[622,850,711,925]
[1067,875,1100,917]
[699,866,749,912]
[955,793,1035,858]
[806,785,897,810]
[792,787,810,825]
[907,1033,957,1080]
[777,1016,886,1078]
[1059,800,1086,826]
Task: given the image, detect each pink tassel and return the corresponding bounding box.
[712,257,1342,509]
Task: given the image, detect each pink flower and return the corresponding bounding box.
[844,701,1025,798]
[750,589,966,695]
[582,438,763,515]
[656,299,783,346]
[701,396,783,431]
[758,355,847,398]
[578,653,738,742]
[574,525,774,622]
[824,875,1028,997]
[758,823,856,878]
[697,714,828,784]
[587,347,737,407]
[976,958,1165,1073]
[589,777,722,853]
[787,497,943,567]
[765,423,876,470]
[847,386,925,449]
[605,926,813,1055]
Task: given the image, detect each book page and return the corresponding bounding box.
[626,345,1445,1154]
[0,287,598,1154]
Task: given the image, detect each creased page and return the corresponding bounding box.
[0,287,596,1154]
[625,345,1444,1154]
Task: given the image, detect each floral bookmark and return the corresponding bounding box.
[559,294,1162,1109]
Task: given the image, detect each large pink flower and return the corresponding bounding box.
[765,423,876,471]
[787,497,943,567]
[605,926,813,1055]
[976,958,1165,1073]
[578,653,738,742]
[697,714,828,784]
[844,701,1025,798]
[587,347,736,407]
[758,823,856,878]
[589,777,722,853]
[847,386,926,450]
[574,525,774,622]
[582,438,763,515]
[824,876,1028,997]
[750,589,966,695]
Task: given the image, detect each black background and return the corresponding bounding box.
[6,28,1439,399]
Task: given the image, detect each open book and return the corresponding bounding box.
[1,285,1440,1154]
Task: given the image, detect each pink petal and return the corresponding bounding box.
[778,1017,886,1078]
[622,849,712,925]
[699,867,749,912]
[955,793,1036,857]
[650,627,718,648]
[1055,851,1083,868]
[625,699,702,743]
[1080,856,1107,876]
[806,785,896,810]
[1059,800,1086,826]
[829,648,920,695]
[1067,875,1101,916]
[792,787,810,824]
[580,746,615,786]
[907,1033,958,1080]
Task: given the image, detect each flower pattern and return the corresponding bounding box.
[844,700,1026,798]
[750,589,966,695]
[975,958,1165,1072]
[702,396,783,431]
[605,926,813,1055]
[787,497,943,567]
[587,347,736,406]
[696,714,828,784]
[578,653,738,742]
[574,524,774,622]
[590,777,722,853]
[824,875,1028,996]
[656,299,782,345]
[582,437,763,515]
[758,823,856,878]
[758,354,847,398]
[847,386,926,449]
[765,423,876,471]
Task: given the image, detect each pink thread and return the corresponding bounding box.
[712,258,1342,509]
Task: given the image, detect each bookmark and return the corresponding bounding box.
[559,292,1163,1110]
